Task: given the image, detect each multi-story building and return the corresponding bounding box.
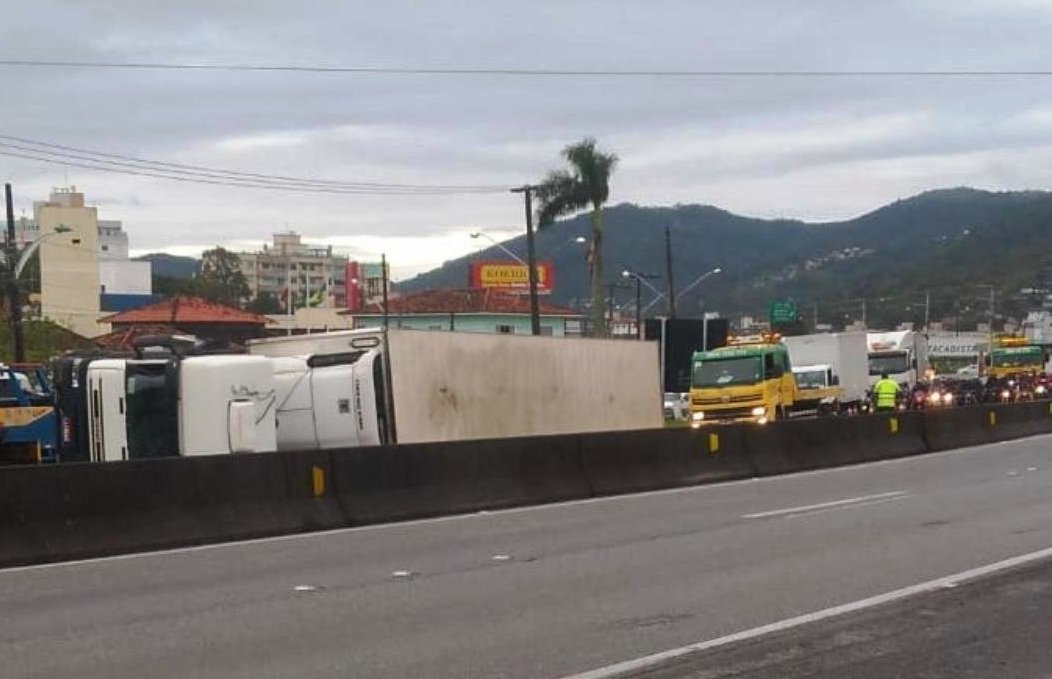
[29,187,152,337]
[237,232,350,309]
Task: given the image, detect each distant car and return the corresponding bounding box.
[664,392,690,420]
[955,364,980,379]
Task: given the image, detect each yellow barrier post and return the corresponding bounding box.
[888,417,899,434]
[708,432,720,455]
[311,465,326,498]
[988,410,997,427]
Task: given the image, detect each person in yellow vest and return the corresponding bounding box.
[873,372,901,412]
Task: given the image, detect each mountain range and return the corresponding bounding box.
[398,188,1052,330]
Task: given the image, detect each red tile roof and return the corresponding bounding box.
[93,325,194,352]
[348,289,579,316]
[100,296,269,326]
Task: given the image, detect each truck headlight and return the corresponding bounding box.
[751,406,766,417]
[942,392,954,404]
[691,411,705,422]
[1037,385,1047,395]
[1001,389,1011,399]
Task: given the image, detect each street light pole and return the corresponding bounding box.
[469,231,527,266]
[511,185,541,336]
[622,270,660,340]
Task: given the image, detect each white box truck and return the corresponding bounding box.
[249,328,662,448]
[784,332,870,414]
[867,330,930,388]
[82,353,277,462]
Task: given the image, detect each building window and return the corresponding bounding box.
[428,325,445,331]
[101,245,109,251]
[540,326,554,336]
[496,324,515,334]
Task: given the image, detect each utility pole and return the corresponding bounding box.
[861,298,867,329]
[664,224,676,319]
[5,184,24,363]
[511,185,541,336]
[813,302,818,331]
[381,253,390,329]
[924,291,930,333]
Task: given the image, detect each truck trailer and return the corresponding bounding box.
[249,327,662,447]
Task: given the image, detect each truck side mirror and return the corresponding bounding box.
[831,374,840,386]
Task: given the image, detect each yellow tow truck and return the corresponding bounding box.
[689,333,798,426]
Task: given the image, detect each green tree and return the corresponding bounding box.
[195,247,250,306]
[152,274,195,297]
[536,137,618,337]
[247,291,283,315]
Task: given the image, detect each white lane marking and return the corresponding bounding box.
[293,584,317,592]
[491,554,512,562]
[3,434,1050,575]
[390,569,412,579]
[560,544,1052,679]
[742,491,908,519]
[784,493,911,519]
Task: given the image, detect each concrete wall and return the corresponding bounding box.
[265,307,355,333]
[99,259,152,295]
[354,313,569,336]
[386,329,662,443]
[38,202,104,338]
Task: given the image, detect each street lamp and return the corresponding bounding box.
[622,270,660,340]
[469,231,527,266]
[674,267,722,304]
[2,220,71,363]
[13,225,71,279]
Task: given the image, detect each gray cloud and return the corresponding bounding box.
[2,1,1052,276]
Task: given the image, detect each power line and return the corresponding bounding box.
[0,137,509,195]
[0,134,504,192]
[2,60,1052,78]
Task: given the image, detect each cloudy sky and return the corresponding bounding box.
[2,0,1052,278]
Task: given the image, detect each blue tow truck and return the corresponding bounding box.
[0,363,58,464]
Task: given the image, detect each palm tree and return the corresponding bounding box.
[536,137,618,337]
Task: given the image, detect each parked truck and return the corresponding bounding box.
[248,327,662,447]
[54,338,277,462]
[784,332,869,415]
[867,330,930,388]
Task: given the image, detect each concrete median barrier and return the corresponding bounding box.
[579,426,755,496]
[0,450,342,568]
[746,413,927,476]
[922,405,996,451]
[330,433,589,526]
[6,401,1052,567]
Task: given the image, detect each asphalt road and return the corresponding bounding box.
[4,434,1052,678]
[637,556,1052,678]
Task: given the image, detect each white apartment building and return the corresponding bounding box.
[237,232,348,308]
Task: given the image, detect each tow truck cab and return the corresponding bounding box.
[689,334,796,426]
